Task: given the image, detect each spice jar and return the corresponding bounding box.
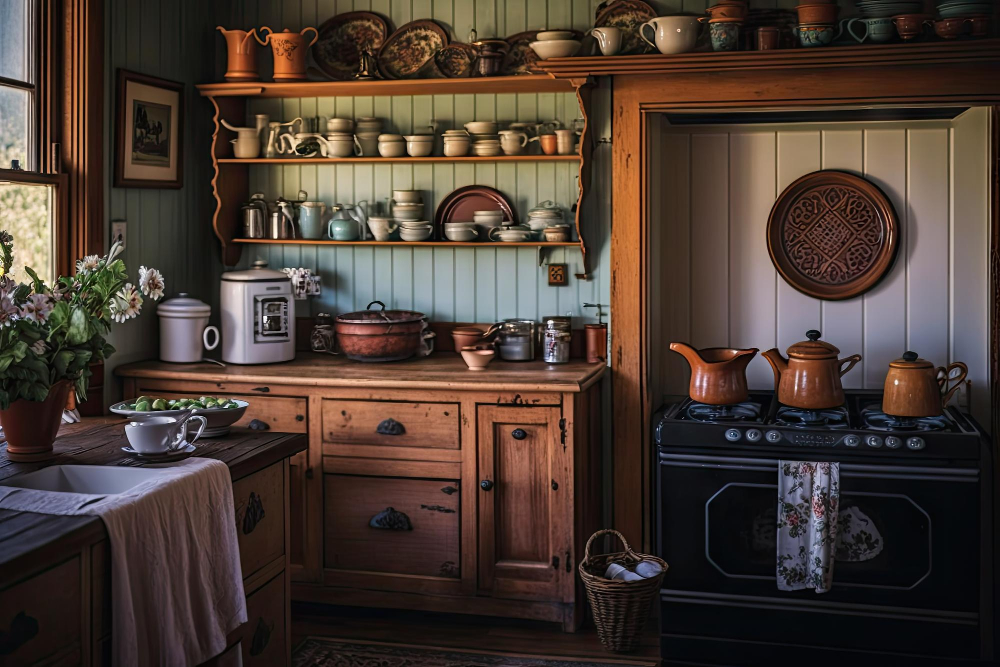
[498,321,534,361]
[543,319,571,364]
[310,312,336,353]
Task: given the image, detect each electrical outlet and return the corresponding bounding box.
[111,221,127,248]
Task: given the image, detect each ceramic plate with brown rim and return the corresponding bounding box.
[595,0,657,55]
[434,185,518,238]
[767,170,899,301]
[435,42,475,78]
[313,11,390,80]
[378,19,449,79]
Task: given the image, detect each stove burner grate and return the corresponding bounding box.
[685,401,761,423]
[775,406,850,429]
[862,407,950,432]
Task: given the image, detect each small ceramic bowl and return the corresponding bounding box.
[392,190,422,203]
[465,121,499,135]
[392,207,424,221]
[326,138,355,158]
[797,23,835,47]
[443,140,470,157]
[406,140,434,157]
[327,118,354,133]
[445,227,479,242]
[460,346,496,371]
[544,226,571,242]
[892,14,931,40]
[356,117,382,132]
[400,227,433,241]
[378,141,406,158]
[473,210,504,221]
[796,3,839,25]
[536,30,575,41]
[398,220,431,228]
[529,39,581,59]
[933,17,967,39]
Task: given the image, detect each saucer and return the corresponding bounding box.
[122,442,197,462]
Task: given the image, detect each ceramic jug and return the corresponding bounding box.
[640,16,701,54]
[587,27,622,56]
[298,201,327,239]
[882,352,969,418]
[256,27,319,81]
[670,342,758,405]
[221,119,261,158]
[762,330,862,410]
[217,27,259,81]
[328,201,368,241]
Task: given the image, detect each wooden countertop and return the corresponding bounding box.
[0,418,306,574]
[116,353,607,393]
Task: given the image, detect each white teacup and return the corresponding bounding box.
[588,27,622,56]
[125,414,207,454]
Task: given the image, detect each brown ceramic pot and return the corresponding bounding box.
[585,324,608,364]
[217,26,260,81]
[452,326,488,354]
[670,342,758,405]
[882,352,969,417]
[892,14,932,40]
[796,3,839,25]
[762,330,861,410]
[706,3,748,21]
[756,26,780,50]
[968,16,990,38]
[933,17,967,39]
[257,27,319,81]
[0,380,72,462]
[538,134,558,155]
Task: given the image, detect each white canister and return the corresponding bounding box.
[157,294,220,363]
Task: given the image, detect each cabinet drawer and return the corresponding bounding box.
[233,462,286,579]
[322,399,459,449]
[147,390,307,434]
[324,475,460,579]
[242,571,287,667]
[0,557,81,664]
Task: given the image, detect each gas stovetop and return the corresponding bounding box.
[655,390,986,460]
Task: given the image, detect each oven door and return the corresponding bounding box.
[657,450,982,660]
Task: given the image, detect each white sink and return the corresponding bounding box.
[1,465,164,495]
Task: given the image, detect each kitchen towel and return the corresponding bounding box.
[0,458,247,666]
[776,461,841,593]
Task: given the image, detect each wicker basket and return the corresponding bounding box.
[578,529,668,653]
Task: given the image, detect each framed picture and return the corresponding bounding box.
[114,69,184,188]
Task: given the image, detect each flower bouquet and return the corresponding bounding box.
[0,231,164,460]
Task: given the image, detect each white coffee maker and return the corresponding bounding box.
[220,260,295,364]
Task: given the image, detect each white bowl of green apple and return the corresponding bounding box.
[111,395,249,437]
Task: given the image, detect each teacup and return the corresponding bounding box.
[499,131,528,155]
[843,17,894,43]
[355,132,380,157]
[587,26,622,56]
[639,16,701,55]
[554,129,576,155]
[367,217,398,242]
[125,414,207,455]
[532,134,558,155]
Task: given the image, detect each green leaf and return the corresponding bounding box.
[24,266,44,293]
[53,350,74,377]
[67,307,89,345]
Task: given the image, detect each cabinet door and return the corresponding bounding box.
[477,406,572,602]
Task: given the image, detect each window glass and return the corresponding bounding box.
[0,86,30,169]
[0,0,29,83]
[0,181,54,283]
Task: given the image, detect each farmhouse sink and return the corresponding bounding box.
[1,465,165,495]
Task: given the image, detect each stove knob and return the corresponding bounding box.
[725,429,742,442]
[844,435,860,447]
[906,436,926,451]
[866,435,883,448]
[745,428,762,443]
[885,436,902,449]
[765,430,782,443]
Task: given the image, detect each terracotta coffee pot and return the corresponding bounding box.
[882,351,968,417]
[256,26,319,81]
[762,330,861,410]
[670,342,758,405]
[217,26,260,81]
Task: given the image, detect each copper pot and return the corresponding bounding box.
[882,351,969,417]
[762,330,861,410]
[670,342,758,405]
[335,301,428,362]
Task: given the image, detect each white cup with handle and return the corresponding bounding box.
[639,16,701,55]
[125,414,208,454]
[587,27,622,56]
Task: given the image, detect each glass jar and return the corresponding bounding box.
[543,319,571,364]
[310,312,336,353]
[498,321,534,361]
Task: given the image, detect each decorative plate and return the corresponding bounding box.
[434,185,519,237]
[767,170,899,301]
[313,12,389,80]
[502,31,543,75]
[594,0,657,55]
[435,42,475,78]
[378,20,449,80]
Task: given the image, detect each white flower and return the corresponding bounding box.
[109,283,142,323]
[76,254,100,275]
[21,293,53,324]
[106,240,124,263]
[138,265,165,301]
[0,295,17,327]
[30,339,47,355]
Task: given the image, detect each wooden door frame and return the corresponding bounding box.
[600,46,1000,549]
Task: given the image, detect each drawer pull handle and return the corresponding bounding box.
[248,419,270,431]
[249,617,273,657]
[376,418,405,436]
[0,611,38,656]
[480,479,494,491]
[369,507,413,531]
[251,386,270,393]
[512,428,527,440]
[305,467,314,479]
[242,492,265,534]
[295,414,305,422]
[440,486,457,495]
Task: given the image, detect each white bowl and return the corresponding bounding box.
[326,139,355,158]
[378,133,404,141]
[536,30,574,41]
[406,141,434,157]
[393,208,424,221]
[356,118,382,132]
[327,118,354,133]
[443,142,469,157]
[404,135,434,142]
[473,210,504,220]
[465,121,499,135]
[529,39,581,59]
[444,221,477,228]
[379,141,406,158]
[398,220,431,227]
[400,228,433,242]
[392,190,422,203]
[445,227,479,242]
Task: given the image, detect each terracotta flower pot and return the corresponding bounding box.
[0,380,72,462]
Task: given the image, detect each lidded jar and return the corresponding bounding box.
[882,351,969,418]
[498,320,534,361]
[156,294,220,363]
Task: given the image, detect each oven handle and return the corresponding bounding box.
[659,452,978,480]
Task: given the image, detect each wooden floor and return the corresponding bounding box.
[292,603,661,666]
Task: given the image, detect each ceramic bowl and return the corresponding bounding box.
[460,346,496,371]
[392,190,422,203]
[797,23,835,47]
[544,226,571,242]
[536,30,575,40]
[392,208,424,221]
[404,134,434,142]
[355,117,382,132]
[796,3,839,25]
[326,139,355,158]
[400,227,433,242]
[378,141,406,158]
[892,13,931,39]
[465,121,498,135]
[406,140,434,157]
[110,399,248,438]
[529,39,581,60]
[490,228,532,242]
[452,327,487,352]
[933,17,967,38]
[706,2,748,20]
[443,140,470,157]
[445,227,479,242]
[398,219,431,227]
[473,209,504,221]
[327,118,354,133]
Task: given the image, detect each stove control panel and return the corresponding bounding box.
[745,428,762,443]
[907,436,926,451]
[866,435,883,448]
[717,427,932,452]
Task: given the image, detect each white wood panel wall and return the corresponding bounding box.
[654,109,992,427]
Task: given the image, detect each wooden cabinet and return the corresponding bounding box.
[0,557,83,665]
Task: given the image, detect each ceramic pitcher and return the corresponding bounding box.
[217,27,259,81]
[256,27,319,81]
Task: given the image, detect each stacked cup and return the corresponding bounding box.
[391,190,432,241]
[355,117,382,157]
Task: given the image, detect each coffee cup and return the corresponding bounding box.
[554,129,576,155]
[125,414,207,454]
[587,27,622,56]
[844,17,894,44]
[640,16,701,55]
[532,134,558,155]
[367,216,399,242]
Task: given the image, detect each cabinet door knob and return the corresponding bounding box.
[480,479,494,491]
[511,428,527,440]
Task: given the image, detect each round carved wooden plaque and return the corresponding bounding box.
[767,170,899,301]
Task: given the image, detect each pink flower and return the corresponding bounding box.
[813,498,826,518]
[787,513,800,526]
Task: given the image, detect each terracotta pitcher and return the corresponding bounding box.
[217,27,260,81]
[257,26,319,81]
[882,351,969,417]
[670,342,758,405]
[762,330,862,410]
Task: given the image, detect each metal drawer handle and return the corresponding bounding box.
[242,492,265,534]
[0,611,39,656]
[480,479,494,491]
[369,507,413,530]
[512,428,527,440]
[376,418,405,436]
[248,419,270,430]
[251,386,270,393]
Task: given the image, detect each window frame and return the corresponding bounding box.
[0,168,69,279]
[0,0,41,171]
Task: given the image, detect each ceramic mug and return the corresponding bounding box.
[355,132,380,157]
[843,17,894,43]
[367,217,398,242]
[532,134,558,155]
[587,27,622,56]
[125,414,207,454]
[554,129,576,155]
[639,16,701,55]
[756,26,780,50]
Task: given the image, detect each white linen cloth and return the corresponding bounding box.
[776,460,841,593]
[0,458,247,666]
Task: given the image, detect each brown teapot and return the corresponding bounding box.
[882,351,968,417]
[670,342,758,405]
[762,330,861,410]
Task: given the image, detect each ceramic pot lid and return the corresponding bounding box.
[889,351,934,369]
[222,260,290,282]
[158,293,211,318]
[787,330,840,359]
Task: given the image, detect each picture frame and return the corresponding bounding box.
[114,69,184,189]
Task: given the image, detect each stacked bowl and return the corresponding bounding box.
[391,192,432,241]
[855,0,923,17]
[528,30,581,60]
[404,133,434,157]
[706,1,748,51]
[443,130,470,157]
[796,0,840,47]
[378,133,406,157]
[465,121,501,157]
[355,117,382,157]
[937,0,993,17]
[526,201,564,239]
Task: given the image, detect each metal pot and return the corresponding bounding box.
[334,301,429,362]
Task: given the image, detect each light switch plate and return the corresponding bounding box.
[111,220,127,248]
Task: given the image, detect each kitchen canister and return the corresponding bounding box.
[156,294,220,363]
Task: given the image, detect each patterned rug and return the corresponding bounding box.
[292,638,635,667]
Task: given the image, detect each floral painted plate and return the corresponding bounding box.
[595,0,657,55]
[313,11,390,80]
[435,42,475,78]
[378,20,449,80]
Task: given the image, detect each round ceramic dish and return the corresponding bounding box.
[110,399,249,438]
[529,39,581,59]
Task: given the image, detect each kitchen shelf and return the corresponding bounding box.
[196,75,572,98]
[233,239,580,248]
[219,155,581,165]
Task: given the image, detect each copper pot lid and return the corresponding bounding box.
[786,330,840,359]
[889,350,934,370]
[336,300,425,325]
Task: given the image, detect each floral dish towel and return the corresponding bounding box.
[776,461,841,593]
